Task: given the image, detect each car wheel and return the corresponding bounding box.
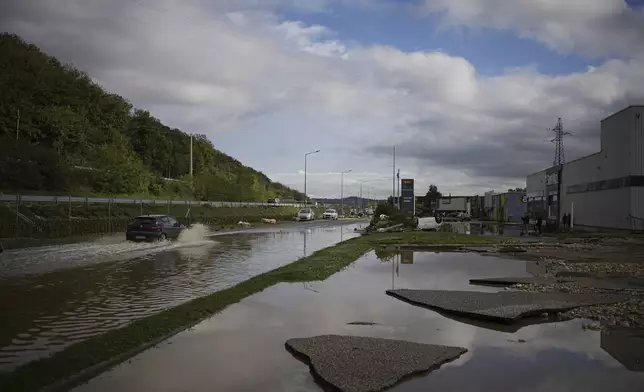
[159,233,167,242]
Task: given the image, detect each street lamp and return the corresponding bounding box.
[304,150,320,206]
[340,169,352,217]
[358,180,370,211]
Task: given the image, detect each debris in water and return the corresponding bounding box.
[286,335,467,392]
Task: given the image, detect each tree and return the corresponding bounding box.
[424,184,442,211]
[0,33,305,201]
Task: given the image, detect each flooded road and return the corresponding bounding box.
[76,251,644,392]
[0,220,366,372]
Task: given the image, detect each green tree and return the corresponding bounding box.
[424,184,442,211]
[0,33,305,201]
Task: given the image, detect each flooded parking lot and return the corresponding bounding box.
[0,220,366,372]
[74,251,644,392]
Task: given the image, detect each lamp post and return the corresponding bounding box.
[340,169,352,217]
[304,150,320,206]
[358,180,370,212]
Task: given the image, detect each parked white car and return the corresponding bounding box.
[322,209,339,220]
[417,216,443,231]
[297,208,315,221]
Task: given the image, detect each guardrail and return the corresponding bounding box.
[0,194,306,208]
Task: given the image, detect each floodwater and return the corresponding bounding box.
[75,251,644,392]
[0,220,366,372]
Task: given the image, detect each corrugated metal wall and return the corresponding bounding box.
[504,192,527,222]
[631,107,644,229]
[526,170,547,196]
[559,107,636,229]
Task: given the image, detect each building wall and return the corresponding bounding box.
[484,191,496,209]
[437,196,467,212]
[489,192,526,222]
[558,106,642,230]
[526,170,547,197]
[631,109,644,229]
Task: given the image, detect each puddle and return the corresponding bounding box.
[74,251,644,392]
[0,221,364,372]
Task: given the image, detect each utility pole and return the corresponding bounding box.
[341,169,351,217]
[396,169,400,209]
[551,117,571,167]
[16,109,20,140]
[189,134,193,179]
[550,117,572,229]
[304,150,320,206]
[392,146,396,208]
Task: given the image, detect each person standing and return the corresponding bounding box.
[521,213,530,235]
[536,214,543,235]
[561,213,567,230]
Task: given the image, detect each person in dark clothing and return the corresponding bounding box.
[536,215,543,234]
[521,214,530,235]
[562,213,568,230]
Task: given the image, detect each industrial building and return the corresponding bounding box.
[485,191,527,222]
[527,105,644,230]
[436,196,470,214]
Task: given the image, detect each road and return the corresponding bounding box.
[0,219,369,372]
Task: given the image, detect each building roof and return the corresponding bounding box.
[600,105,644,122]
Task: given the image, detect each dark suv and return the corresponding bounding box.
[126,214,186,242]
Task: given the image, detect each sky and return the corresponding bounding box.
[2,0,644,199]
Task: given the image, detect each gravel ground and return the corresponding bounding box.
[514,255,644,328]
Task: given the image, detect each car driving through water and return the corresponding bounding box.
[126,214,186,242]
[322,208,339,220]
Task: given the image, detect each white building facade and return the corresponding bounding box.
[527,106,644,230]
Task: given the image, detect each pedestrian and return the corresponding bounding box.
[521,213,529,235]
[562,213,567,231]
[536,214,543,235]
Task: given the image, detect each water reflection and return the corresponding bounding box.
[0,221,364,372]
[75,251,644,392]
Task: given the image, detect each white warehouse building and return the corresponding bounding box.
[526,105,644,230]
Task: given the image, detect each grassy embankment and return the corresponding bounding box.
[0,231,498,392]
[0,202,322,247]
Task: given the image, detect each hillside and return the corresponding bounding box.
[0,33,304,202]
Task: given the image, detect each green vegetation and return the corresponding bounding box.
[0,33,303,202]
[0,231,498,391]
[0,202,315,241]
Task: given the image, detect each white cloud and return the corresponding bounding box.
[2,0,644,198]
[420,0,644,58]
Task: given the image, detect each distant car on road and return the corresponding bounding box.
[126,214,186,242]
[297,208,315,221]
[322,209,338,220]
[267,198,280,206]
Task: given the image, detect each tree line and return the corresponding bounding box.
[0,33,303,202]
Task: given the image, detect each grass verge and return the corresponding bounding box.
[0,231,495,392]
[0,237,372,392]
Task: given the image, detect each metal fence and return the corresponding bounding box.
[0,193,306,239]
